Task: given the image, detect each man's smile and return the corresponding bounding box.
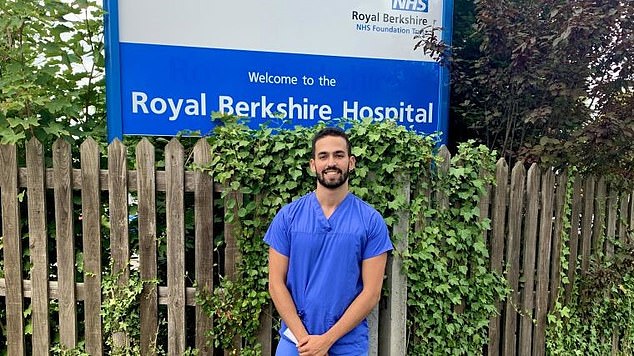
[323,168,342,175]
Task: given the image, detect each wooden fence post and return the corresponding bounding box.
[378,174,409,356]
[109,139,130,349]
[224,188,244,355]
[606,185,620,355]
[533,168,555,356]
[592,177,607,257]
[580,176,595,273]
[618,191,629,244]
[368,305,379,356]
[565,178,583,304]
[166,139,186,355]
[26,138,49,354]
[254,195,272,356]
[488,158,508,356]
[81,138,103,355]
[606,185,618,259]
[549,171,568,312]
[137,138,159,355]
[502,162,526,355]
[194,139,215,356]
[630,191,634,240]
[53,139,77,349]
[518,164,540,356]
[0,143,25,355]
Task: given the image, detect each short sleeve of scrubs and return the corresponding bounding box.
[264,207,290,256]
[363,212,392,260]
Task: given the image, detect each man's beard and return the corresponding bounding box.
[316,167,350,190]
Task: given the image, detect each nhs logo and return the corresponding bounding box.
[392,0,428,12]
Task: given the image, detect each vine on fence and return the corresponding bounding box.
[100,263,148,355]
[194,117,508,354]
[405,142,508,354]
[547,240,634,355]
[542,172,634,354]
[195,115,316,354]
[49,262,158,356]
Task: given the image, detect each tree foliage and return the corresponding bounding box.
[0,0,105,146]
[449,0,634,181]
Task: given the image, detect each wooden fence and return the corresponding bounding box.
[0,138,633,355]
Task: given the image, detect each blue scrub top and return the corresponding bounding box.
[264,192,393,355]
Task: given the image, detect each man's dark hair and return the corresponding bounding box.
[311,127,352,157]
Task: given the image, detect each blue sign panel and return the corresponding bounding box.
[105,0,452,141]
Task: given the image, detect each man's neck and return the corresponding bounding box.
[314,184,349,217]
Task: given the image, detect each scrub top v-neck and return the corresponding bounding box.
[265,191,393,355]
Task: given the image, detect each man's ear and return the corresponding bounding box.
[309,158,316,173]
[349,156,356,170]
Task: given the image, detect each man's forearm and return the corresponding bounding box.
[269,281,309,341]
[322,253,387,346]
[322,287,381,345]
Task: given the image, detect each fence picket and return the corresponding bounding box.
[607,186,620,355]
[378,175,409,356]
[166,139,186,355]
[26,138,49,354]
[618,192,629,244]
[108,139,130,349]
[258,304,273,356]
[629,191,634,242]
[581,176,595,272]
[479,169,492,241]
[565,178,583,304]
[367,305,379,356]
[224,188,244,355]
[519,164,540,356]
[436,146,451,210]
[630,192,634,241]
[549,171,568,311]
[80,138,103,354]
[593,177,607,256]
[254,196,273,355]
[533,168,555,356]
[53,139,77,349]
[224,191,242,281]
[137,138,159,355]
[502,162,526,356]
[488,158,508,356]
[0,144,25,355]
[193,139,215,356]
[606,185,618,258]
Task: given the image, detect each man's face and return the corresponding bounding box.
[310,135,356,190]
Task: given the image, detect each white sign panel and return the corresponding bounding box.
[105,0,452,140]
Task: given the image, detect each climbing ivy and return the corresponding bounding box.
[194,117,507,354]
[546,241,634,355]
[49,261,161,356]
[195,115,316,354]
[100,263,147,355]
[405,142,508,354]
[542,174,634,355]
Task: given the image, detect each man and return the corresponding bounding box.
[264,127,393,356]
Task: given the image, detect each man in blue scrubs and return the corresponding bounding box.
[265,127,393,356]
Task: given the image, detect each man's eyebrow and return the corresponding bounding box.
[317,149,346,155]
